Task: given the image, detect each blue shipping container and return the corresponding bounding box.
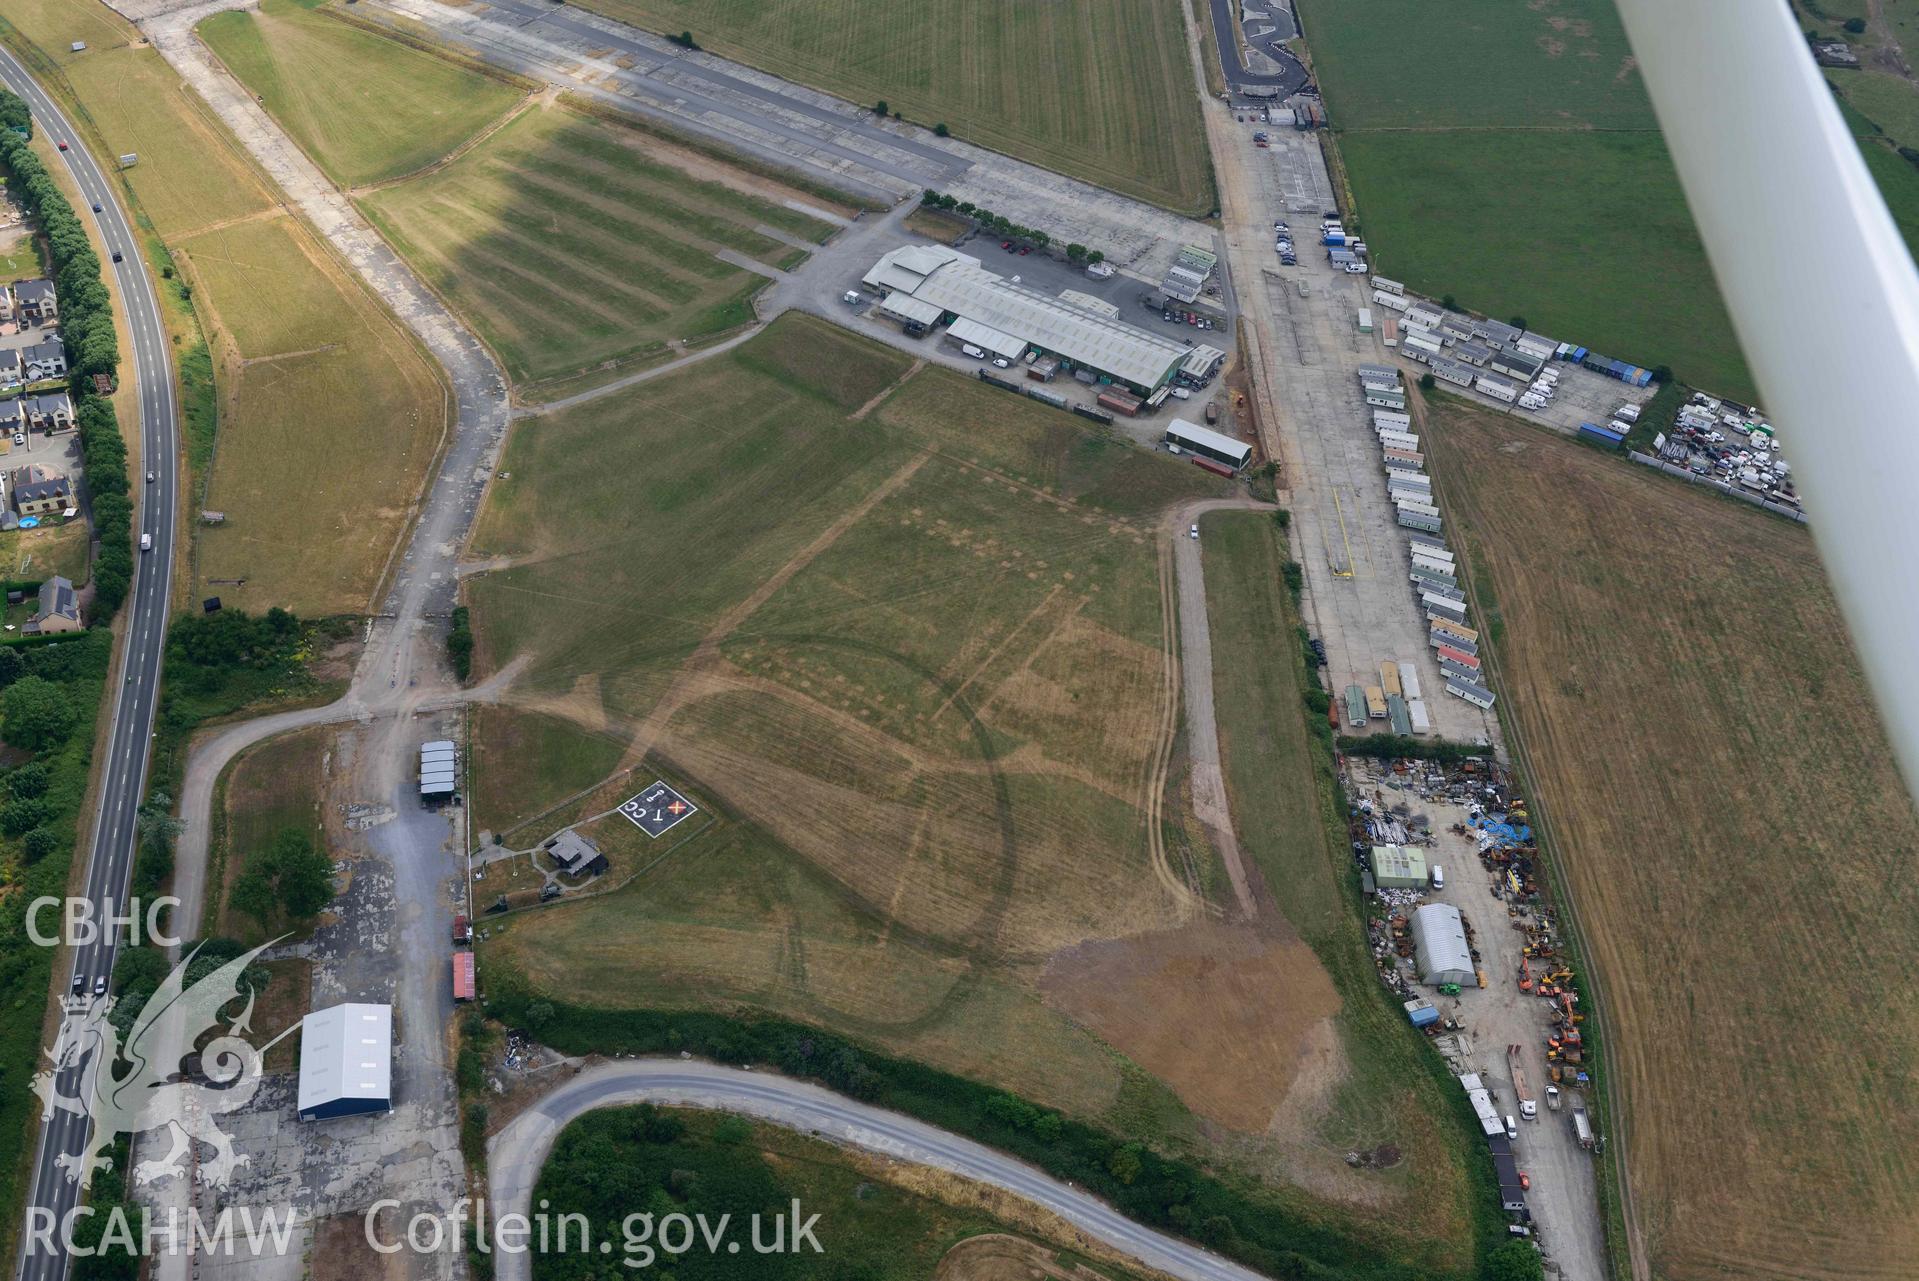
[1405,1000,1440,1028]
[1579,423,1625,445]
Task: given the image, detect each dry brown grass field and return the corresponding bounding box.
[1422,396,1919,1281]
[468,320,1426,1222]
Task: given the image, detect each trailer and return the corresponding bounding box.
[1344,684,1369,728]
[1391,488,1435,510]
[1430,631,1478,658]
[1365,390,1407,410]
[1579,421,1626,447]
[1378,430,1420,450]
[1097,389,1143,417]
[1411,569,1459,593]
[1382,317,1399,349]
[1412,553,1457,579]
[1387,694,1413,736]
[1373,409,1412,429]
[1026,387,1068,409]
[1383,450,1425,469]
[1508,1045,1538,1120]
[1423,593,1468,621]
[1429,617,1478,644]
[1356,307,1374,334]
[1389,468,1432,487]
[1407,696,1432,735]
[1435,643,1480,670]
[1364,685,1389,719]
[1571,1103,1595,1150]
[1396,499,1442,519]
[1396,661,1423,702]
[1371,275,1405,296]
[453,951,476,1003]
[1407,530,1448,554]
[1446,677,1497,709]
[1380,661,1403,698]
[1371,288,1410,313]
[1476,375,1519,404]
[1398,510,1443,533]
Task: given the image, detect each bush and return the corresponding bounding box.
[1420,372,1437,391]
[3,675,76,750]
[934,122,950,137]
[874,99,889,116]
[1845,17,1868,34]
[22,826,60,863]
[447,606,474,682]
[1441,294,1458,310]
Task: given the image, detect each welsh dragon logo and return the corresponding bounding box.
[32,939,294,1190]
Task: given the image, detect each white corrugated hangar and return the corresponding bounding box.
[1410,903,1476,987]
[1164,419,1252,471]
[297,1003,393,1122]
[863,245,1195,394]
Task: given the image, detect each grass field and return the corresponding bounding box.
[1299,0,1762,401]
[0,231,42,279]
[0,519,89,586]
[359,100,839,392]
[197,0,523,189]
[214,727,331,942]
[468,319,1419,1204]
[175,215,446,615]
[537,1108,1150,1281]
[1198,511,1479,1267]
[1422,397,1919,1281]
[1338,130,1754,398]
[567,0,1211,212]
[470,706,626,839]
[59,44,275,239]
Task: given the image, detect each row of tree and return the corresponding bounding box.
[0,88,133,621]
[917,189,1105,264]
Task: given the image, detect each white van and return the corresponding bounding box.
[139,533,152,552]
[960,344,986,360]
[1430,863,1445,890]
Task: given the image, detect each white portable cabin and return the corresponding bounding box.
[1446,678,1497,710]
[1371,288,1411,313]
[1374,410,1412,429]
[1397,662,1423,703]
[1407,697,1432,735]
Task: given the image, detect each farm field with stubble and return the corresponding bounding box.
[197,0,524,187]
[460,319,1456,1262]
[565,0,1212,211]
[359,100,843,394]
[1422,397,1919,1281]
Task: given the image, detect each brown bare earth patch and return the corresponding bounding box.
[1041,921,1340,1133]
[935,1234,1123,1281]
[1537,36,1566,57]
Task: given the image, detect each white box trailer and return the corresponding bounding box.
[1424,594,1468,622]
[1397,662,1423,702]
[1411,543,1453,565]
[1399,511,1443,533]
[1371,275,1405,296]
[1389,470,1432,490]
[1446,678,1497,710]
[1395,498,1441,518]
[1357,308,1374,333]
[1365,391,1407,409]
[1477,376,1519,404]
[1407,697,1431,734]
[1616,402,1642,423]
[1411,552,1456,577]
[1374,409,1412,430]
[1408,531,1448,554]
[1378,430,1420,450]
[1371,289,1411,313]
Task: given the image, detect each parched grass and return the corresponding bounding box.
[359,101,835,392]
[472,317,1279,1161]
[178,215,446,615]
[1423,400,1919,1281]
[0,0,131,69]
[58,45,274,239]
[0,519,90,586]
[197,0,522,188]
[1199,511,1482,1269]
[1338,129,1756,402]
[569,0,1212,212]
[0,232,43,279]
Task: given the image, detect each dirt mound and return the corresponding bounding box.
[933,1234,1106,1281]
[1040,921,1341,1133]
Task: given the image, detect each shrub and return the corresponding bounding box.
[934,122,950,137]
[1420,372,1437,391]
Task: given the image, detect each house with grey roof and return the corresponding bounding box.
[21,339,65,381]
[9,464,71,516]
[23,574,80,635]
[12,279,55,324]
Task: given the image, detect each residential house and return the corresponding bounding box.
[0,285,12,326]
[22,339,65,381]
[0,398,21,437]
[0,350,19,388]
[9,463,71,517]
[12,279,55,324]
[23,393,72,430]
[22,574,80,635]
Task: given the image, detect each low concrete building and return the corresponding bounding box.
[9,464,71,517]
[23,574,80,635]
